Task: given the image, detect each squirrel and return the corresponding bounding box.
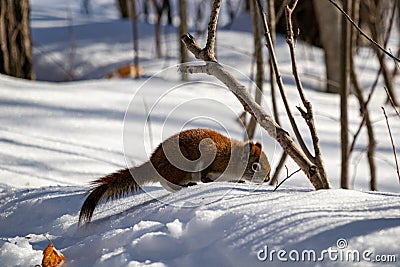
[79,128,271,224]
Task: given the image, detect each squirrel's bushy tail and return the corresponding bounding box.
[79,168,139,225]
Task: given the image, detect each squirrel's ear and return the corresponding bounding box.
[251,142,261,157]
[255,142,262,150]
[243,141,261,159]
[248,141,262,156]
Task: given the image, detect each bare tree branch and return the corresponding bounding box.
[384,87,400,119]
[350,60,377,190]
[180,0,330,189]
[340,0,351,189]
[254,0,313,160]
[327,0,400,63]
[267,0,288,185]
[284,1,329,188]
[349,0,397,151]
[381,107,400,183]
[270,151,287,186]
[246,0,265,140]
[204,0,221,62]
[273,166,301,192]
[365,1,398,106]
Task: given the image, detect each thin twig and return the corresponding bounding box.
[349,0,397,152]
[284,1,329,188]
[364,0,397,106]
[350,149,365,189]
[350,53,377,190]
[285,2,305,104]
[381,107,400,183]
[32,41,74,80]
[255,0,313,161]
[273,166,301,192]
[339,0,351,189]
[365,1,398,106]
[349,53,366,154]
[349,116,364,153]
[267,0,287,182]
[384,87,400,119]
[285,2,315,152]
[347,0,362,152]
[327,0,400,63]
[276,0,290,23]
[269,152,287,185]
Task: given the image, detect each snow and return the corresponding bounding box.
[1,186,399,266]
[1,0,399,266]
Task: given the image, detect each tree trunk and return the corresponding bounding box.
[340,0,351,189]
[129,0,140,79]
[313,0,341,93]
[0,0,34,80]
[178,0,189,81]
[155,16,162,58]
[151,0,164,58]
[117,0,129,18]
[163,0,172,25]
[246,0,264,140]
[275,0,320,47]
[349,0,377,191]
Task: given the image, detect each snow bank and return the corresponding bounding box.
[1,185,399,266]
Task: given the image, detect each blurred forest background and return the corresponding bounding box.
[1,0,398,90]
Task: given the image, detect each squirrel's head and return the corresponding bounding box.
[241,141,271,183]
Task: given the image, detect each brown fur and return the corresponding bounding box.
[79,128,270,225]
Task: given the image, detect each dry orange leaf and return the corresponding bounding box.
[105,64,144,79]
[41,242,66,267]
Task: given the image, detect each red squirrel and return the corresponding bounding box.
[79,128,270,224]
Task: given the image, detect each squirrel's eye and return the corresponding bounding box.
[252,162,261,172]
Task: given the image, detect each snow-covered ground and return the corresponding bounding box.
[1,0,399,266]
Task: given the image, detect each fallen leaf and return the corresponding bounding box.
[41,242,66,267]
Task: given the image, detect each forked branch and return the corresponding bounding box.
[253,0,313,161]
[273,166,301,192]
[284,1,329,188]
[180,0,329,189]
